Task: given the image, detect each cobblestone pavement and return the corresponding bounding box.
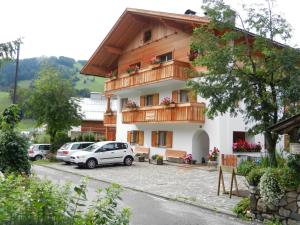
[39,162,248,215]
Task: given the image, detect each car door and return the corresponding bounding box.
[113,142,128,163]
[96,143,117,164]
[39,145,50,156]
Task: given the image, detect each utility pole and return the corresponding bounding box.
[13,43,20,104]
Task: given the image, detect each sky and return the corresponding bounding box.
[1,0,300,60]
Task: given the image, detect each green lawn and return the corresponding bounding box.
[0,91,11,113]
[17,119,36,131]
[74,74,105,92]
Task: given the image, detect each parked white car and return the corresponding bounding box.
[56,142,94,164]
[28,144,51,160]
[70,141,134,169]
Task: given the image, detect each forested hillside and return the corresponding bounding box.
[0,56,105,96]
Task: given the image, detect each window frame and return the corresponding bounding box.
[130,131,139,145]
[121,98,128,110]
[158,52,173,63]
[145,95,153,106]
[158,131,167,147]
[143,30,152,43]
[180,90,190,103]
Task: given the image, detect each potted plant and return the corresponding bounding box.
[127,65,140,75]
[184,154,193,164]
[208,147,219,167]
[151,154,163,165]
[135,153,145,162]
[125,100,138,110]
[107,70,117,80]
[160,97,176,107]
[150,57,161,69]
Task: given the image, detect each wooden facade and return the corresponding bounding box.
[103,113,117,127]
[105,60,190,92]
[122,103,205,124]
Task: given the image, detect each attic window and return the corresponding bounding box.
[143,30,152,43]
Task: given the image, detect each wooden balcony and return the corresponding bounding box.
[103,112,117,127]
[122,103,205,124]
[105,60,190,92]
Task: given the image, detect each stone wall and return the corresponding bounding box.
[249,186,300,225]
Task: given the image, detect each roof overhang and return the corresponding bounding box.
[269,113,300,134]
[80,8,209,77]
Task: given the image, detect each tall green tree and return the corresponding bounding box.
[27,66,82,148]
[187,0,300,166]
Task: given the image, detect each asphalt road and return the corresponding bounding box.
[33,165,256,225]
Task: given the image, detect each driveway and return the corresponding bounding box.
[33,165,255,225]
[37,161,248,215]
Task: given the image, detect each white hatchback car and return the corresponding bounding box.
[56,142,94,164]
[28,144,51,160]
[70,141,134,169]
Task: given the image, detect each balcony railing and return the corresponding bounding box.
[122,103,205,124]
[103,112,117,127]
[105,60,190,92]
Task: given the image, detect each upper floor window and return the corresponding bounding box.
[143,30,152,43]
[158,52,172,63]
[145,95,153,106]
[180,90,189,103]
[121,98,128,110]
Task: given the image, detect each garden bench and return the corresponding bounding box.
[133,146,150,159]
[165,149,186,164]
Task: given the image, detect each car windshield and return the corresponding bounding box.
[83,143,101,152]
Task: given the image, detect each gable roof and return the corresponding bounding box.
[80,8,209,77]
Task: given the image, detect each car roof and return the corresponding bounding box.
[68,142,94,144]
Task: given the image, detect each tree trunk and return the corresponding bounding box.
[49,130,57,153]
[265,131,278,167]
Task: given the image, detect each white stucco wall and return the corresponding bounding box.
[114,86,266,162]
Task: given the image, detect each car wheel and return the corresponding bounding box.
[124,156,133,166]
[34,155,43,161]
[86,159,97,169]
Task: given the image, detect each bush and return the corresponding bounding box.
[52,131,71,152]
[0,175,130,225]
[260,168,284,206]
[279,166,300,190]
[156,155,163,161]
[237,160,255,176]
[246,168,266,186]
[151,154,158,160]
[83,132,96,142]
[0,130,30,175]
[287,154,300,173]
[233,197,250,218]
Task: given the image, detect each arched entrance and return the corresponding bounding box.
[192,130,209,163]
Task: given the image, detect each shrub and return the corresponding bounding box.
[0,175,130,225]
[260,168,284,206]
[246,168,266,186]
[279,166,300,190]
[83,132,96,142]
[287,154,300,173]
[233,197,250,218]
[156,155,163,161]
[237,160,255,176]
[52,131,71,152]
[151,154,158,160]
[0,130,30,175]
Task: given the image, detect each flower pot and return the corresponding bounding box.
[135,156,145,162]
[208,160,218,167]
[156,158,163,165]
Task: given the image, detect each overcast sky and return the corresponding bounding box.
[1,0,300,60]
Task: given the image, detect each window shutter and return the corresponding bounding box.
[188,90,197,103]
[127,131,132,143]
[138,131,144,146]
[140,96,145,107]
[166,131,173,148]
[284,134,290,151]
[151,131,158,147]
[153,93,159,105]
[172,90,178,103]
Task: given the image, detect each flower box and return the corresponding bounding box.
[233,140,261,153]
